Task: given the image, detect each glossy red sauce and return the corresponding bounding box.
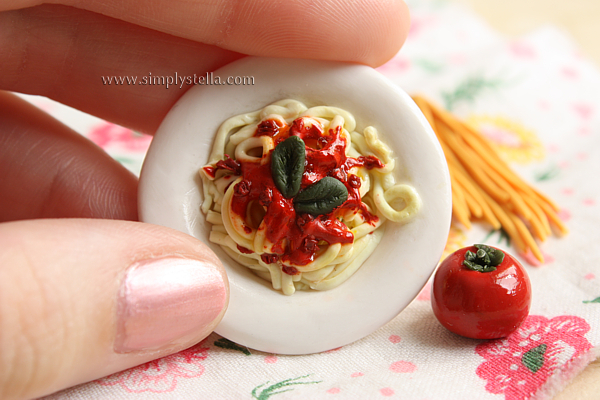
[203,154,242,178]
[236,245,254,254]
[227,117,383,270]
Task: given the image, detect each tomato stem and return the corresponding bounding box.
[463,244,505,272]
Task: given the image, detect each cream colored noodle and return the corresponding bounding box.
[200,100,421,295]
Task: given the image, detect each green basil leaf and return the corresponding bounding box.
[294,177,348,215]
[271,136,306,198]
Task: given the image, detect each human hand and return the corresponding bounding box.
[0,1,410,398]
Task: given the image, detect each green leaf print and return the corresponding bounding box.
[213,338,251,355]
[413,58,445,74]
[521,344,547,373]
[442,74,505,111]
[482,229,511,247]
[583,296,600,304]
[251,375,322,400]
[534,164,560,182]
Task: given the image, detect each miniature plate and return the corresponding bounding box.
[138,57,452,354]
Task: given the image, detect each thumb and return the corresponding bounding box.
[0,219,229,400]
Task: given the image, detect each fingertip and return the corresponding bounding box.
[0,219,228,399]
[220,0,412,67]
[114,256,228,354]
[372,0,411,66]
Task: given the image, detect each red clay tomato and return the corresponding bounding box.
[431,244,531,339]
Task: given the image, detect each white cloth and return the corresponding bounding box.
[35,1,600,398]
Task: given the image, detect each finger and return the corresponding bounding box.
[0,90,138,221]
[0,219,228,400]
[1,2,410,135]
[9,0,410,67]
[0,5,243,134]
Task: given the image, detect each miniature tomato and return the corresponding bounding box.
[431,244,531,339]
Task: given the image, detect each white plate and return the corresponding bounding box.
[138,57,452,354]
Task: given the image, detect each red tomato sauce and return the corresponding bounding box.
[228,117,383,269]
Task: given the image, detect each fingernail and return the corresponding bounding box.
[115,258,227,353]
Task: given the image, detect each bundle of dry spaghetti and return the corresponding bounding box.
[412,95,568,263]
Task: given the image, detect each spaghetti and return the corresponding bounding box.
[200,99,421,295]
[412,95,567,263]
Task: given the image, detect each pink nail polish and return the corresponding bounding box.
[115,258,227,353]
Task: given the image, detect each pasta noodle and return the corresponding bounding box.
[412,95,567,263]
[199,99,421,295]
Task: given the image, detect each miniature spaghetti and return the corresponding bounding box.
[199,99,421,295]
[412,95,567,263]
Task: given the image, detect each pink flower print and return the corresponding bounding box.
[583,198,595,206]
[447,53,467,65]
[578,126,591,136]
[519,250,554,267]
[572,103,594,120]
[561,188,574,196]
[538,100,551,110]
[88,122,152,152]
[97,343,209,393]
[557,208,571,222]
[476,315,591,400]
[264,355,278,364]
[389,361,417,373]
[561,66,579,79]
[388,334,401,344]
[408,15,436,38]
[584,273,595,280]
[377,56,411,73]
[509,41,536,59]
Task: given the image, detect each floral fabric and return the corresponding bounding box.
[33,0,599,399]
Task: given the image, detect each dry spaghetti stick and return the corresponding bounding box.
[465,132,556,253]
[437,116,533,221]
[452,175,471,219]
[512,214,544,262]
[438,121,507,202]
[453,138,535,221]
[465,194,483,219]
[456,118,562,213]
[412,96,435,126]
[425,118,499,227]
[528,185,561,213]
[522,193,552,237]
[413,95,565,257]
[424,96,559,221]
[440,140,493,222]
[537,200,569,236]
[458,179,483,218]
[438,123,511,203]
[430,114,502,229]
[460,127,530,184]
[451,184,472,228]
[459,127,548,206]
[526,211,549,243]
[460,123,561,214]
[454,170,501,229]
[480,190,527,254]
[424,97,558,211]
